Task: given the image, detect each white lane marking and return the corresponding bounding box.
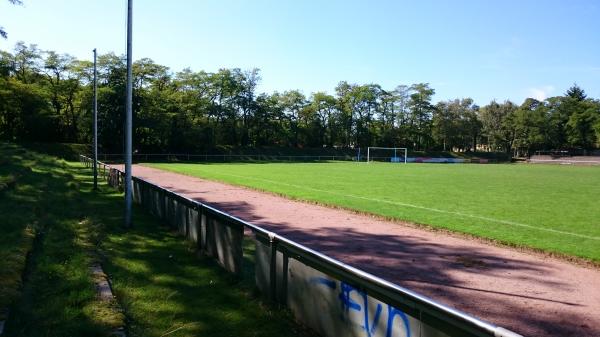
[189,169,600,241]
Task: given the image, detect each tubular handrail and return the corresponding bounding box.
[94,153,356,163]
[99,153,353,157]
[78,154,522,337]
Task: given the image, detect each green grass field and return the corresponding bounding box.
[147,162,600,262]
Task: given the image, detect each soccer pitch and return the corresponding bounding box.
[147,162,600,262]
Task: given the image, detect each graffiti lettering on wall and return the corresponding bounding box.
[312,277,411,337]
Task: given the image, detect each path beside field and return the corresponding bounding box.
[131,165,600,337]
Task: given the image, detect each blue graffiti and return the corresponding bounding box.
[312,277,411,337]
[387,305,411,337]
[310,277,337,289]
[339,282,363,312]
[338,281,382,336]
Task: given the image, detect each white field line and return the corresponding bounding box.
[202,170,600,241]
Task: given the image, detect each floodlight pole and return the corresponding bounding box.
[124,0,133,227]
[92,48,98,190]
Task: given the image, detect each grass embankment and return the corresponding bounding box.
[147,162,600,262]
[1,143,124,336]
[0,145,35,324]
[20,142,89,161]
[1,144,310,337]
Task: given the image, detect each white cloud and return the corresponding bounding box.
[527,85,555,101]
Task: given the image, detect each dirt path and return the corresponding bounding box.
[130,165,600,337]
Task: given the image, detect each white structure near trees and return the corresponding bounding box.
[366,147,408,163]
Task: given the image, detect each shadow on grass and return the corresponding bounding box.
[3,143,313,337]
[1,144,122,336]
[62,174,312,336]
[99,204,312,337]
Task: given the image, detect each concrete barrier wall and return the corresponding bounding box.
[187,207,200,244]
[128,176,244,276]
[107,168,120,188]
[288,259,450,337]
[255,237,287,302]
[80,156,521,337]
[175,200,186,236]
[204,216,243,275]
[254,239,454,337]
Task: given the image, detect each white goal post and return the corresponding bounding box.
[366,147,408,163]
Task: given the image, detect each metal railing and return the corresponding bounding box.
[95,153,499,164]
[80,155,523,337]
[96,153,356,163]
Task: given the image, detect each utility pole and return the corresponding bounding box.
[124,0,133,227]
[93,48,98,190]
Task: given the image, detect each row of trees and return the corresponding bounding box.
[1,42,599,155]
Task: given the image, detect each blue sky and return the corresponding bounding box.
[1,0,599,105]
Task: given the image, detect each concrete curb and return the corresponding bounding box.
[90,264,127,337]
[90,264,114,301]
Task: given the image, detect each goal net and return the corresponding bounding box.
[366,147,408,163]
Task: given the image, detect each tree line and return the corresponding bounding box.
[1,42,599,156]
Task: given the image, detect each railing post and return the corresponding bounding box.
[281,249,288,306]
[161,189,167,221]
[269,233,278,302]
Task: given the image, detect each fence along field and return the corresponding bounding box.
[81,156,523,337]
[146,161,600,263]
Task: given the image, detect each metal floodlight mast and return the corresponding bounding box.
[124,0,133,227]
[93,48,98,190]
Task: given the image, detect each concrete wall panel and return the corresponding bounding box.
[254,238,286,302]
[175,201,187,236]
[285,259,450,337]
[187,207,200,244]
[205,217,243,275]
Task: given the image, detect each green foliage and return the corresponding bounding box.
[509,98,552,156]
[433,98,480,151]
[566,83,587,101]
[1,42,600,154]
[479,100,516,152]
[407,83,436,150]
[565,99,599,149]
[594,118,600,146]
[150,162,600,262]
[21,142,90,160]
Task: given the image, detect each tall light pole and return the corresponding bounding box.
[93,48,98,190]
[124,0,133,227]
